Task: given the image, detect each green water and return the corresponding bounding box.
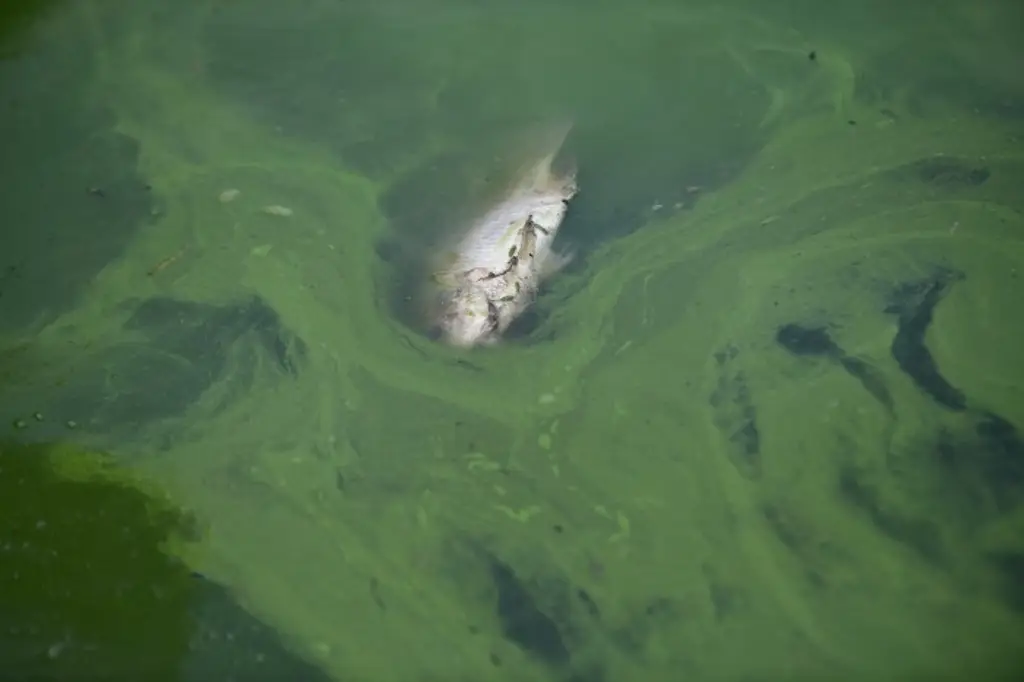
[2,0,1023,680]
[0,441,200,679]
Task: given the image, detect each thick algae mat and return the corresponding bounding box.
[3,0,1024,680]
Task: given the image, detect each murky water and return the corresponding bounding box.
[2,0,1023,680]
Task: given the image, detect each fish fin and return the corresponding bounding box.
[540,246,576,279]
[519,120,575,194]
[547,154,578,197]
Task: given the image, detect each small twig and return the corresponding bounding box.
[147,247,187,276]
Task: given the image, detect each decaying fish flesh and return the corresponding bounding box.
[429,123,578,348]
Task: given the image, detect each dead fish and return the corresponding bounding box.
[429,122,578,348]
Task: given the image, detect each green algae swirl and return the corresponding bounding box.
[2,1,1022,680]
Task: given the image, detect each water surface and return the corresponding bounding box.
[2,0,1023,680]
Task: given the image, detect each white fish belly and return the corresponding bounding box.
[449,194,566,274]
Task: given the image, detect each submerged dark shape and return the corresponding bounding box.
[973,412,1024,510]
[837,465,945,564]
[986,550,1024,613]
[126,295,305,377]
[0,295,307,445]
[0,441,333,682]
[503,307,549,342]
[709,345,761,479]
[775,323,894,412]
[75,295,307,430]
[912,157,991,188]
[884,271,1024,508]
[0,441,197,678]
[775,323,840,357]
[885,270,966,411]
[0,126,154,334]
[489,556,570,667]
[838,356,895,413]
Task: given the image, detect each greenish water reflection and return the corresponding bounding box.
[2,0,1023,680]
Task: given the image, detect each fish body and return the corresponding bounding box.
[430,126,577,348]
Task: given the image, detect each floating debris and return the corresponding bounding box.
[250,244,273,257]
[147,247,187,276]
[218,188,241,203]
[261,205,293,217]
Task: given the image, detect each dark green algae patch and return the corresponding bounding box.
[0,440,202,679]
[0,440,335,682]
